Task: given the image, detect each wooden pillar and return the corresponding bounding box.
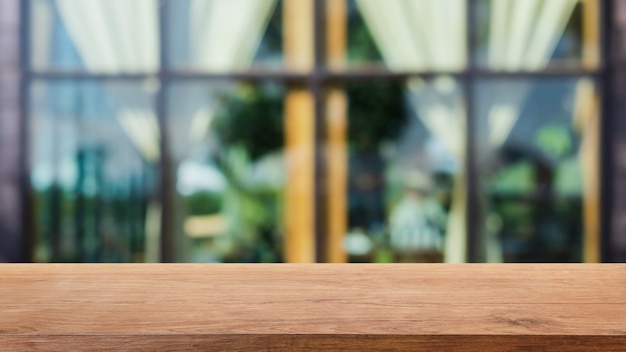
[325,88,347,263]
[284,0,316,262]
[326,0,347,70]
[325,0,348,263]
[574,79,601,263]
[284,90,316,263]
[577,0,600,262]
[284,0,314,73]
[582,0,600,69]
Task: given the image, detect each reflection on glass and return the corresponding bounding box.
[30,80,159,262]
[475,78,598,262]
[341,77,465,263]
[166,0,283,72]
[167,82,285,262]
[29,0,159,73]
[474,0,599,70]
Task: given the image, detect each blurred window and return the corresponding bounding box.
[166,82,286,262]
[30,80,159,262]
[24,0,601,263]
[339,79,465,263]
[475,78,598,262]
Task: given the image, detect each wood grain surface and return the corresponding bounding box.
[1,264,626,351]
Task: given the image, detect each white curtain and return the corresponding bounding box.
[57,0,161,165]
[189,0,277,72]
[355,0,579,262]
[57,0,159,73]
[488,0,578,71]
[486,0,578,148]
[356,0,466,71]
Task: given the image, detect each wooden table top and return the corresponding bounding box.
[1,264,626,351]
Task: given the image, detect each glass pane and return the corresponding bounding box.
[326,0,467,72]
[475,78,599,262]
[30,80,160,262]
[166,0,285,72]
[474,0,600,70]
[29,0,159,73]
[331,77,466,262]
[167,82,286,262]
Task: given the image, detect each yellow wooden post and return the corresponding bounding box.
[582,0,600,69]
[325,88,348,263]
[574,79,601,263]
[283,0,316,262]
[325,0,348,263]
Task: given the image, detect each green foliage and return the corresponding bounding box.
[489,161,536,195]
[347,6,383,63]
[212,84,284,161]
[217,151,282,262]
[347,82,407,152]
[534,123,572,158]
[554,157,582,196]
[185,191,222,216]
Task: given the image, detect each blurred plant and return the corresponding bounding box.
[347,3,383,63]
[217,147,281,263]
[489,161,536,195]
[212,83,284,161]
[185,191,221,216]
[347,82,407,152]
[534,123,572,159]
[203,84,284,262]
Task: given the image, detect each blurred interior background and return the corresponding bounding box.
[1,0,626,263]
